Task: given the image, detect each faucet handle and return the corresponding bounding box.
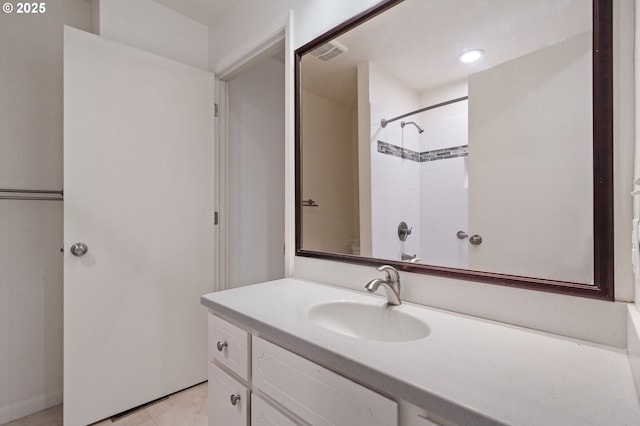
[377,265,400,283]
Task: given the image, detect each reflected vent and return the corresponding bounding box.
[310,40,348,61]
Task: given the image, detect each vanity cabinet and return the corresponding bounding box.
[252,335,397,425]
[251,394,299,426]
[209,362,250,425]
[207,313,399,426]
[203,279,640,426]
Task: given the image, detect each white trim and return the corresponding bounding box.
[216,78,230,291]
[216,28,286,80]
[284,10,295,277]
[216,16,291,286]
[0,389,63,425]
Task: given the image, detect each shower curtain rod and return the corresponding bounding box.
[380,96,468,128]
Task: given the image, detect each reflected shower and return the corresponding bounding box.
[401,121,424,134]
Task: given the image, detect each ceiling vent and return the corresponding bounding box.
[310,40,348,61]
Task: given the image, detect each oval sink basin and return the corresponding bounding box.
[307,300,430,342]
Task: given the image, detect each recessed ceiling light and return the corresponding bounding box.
[457,49,485,64]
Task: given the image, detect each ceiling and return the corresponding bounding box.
[153,0,236,26]
[301,0,592,108]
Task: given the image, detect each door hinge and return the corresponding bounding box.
[214,211,219,225]
[214,103,219,117]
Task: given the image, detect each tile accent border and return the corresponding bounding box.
[377,140,468,163]
[377,141,420,161]
[420,144,468,162]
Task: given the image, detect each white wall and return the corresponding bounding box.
[364,62,421,261]
[209,0,635,347]
[301,90,357,254]
[0,1,90,423]
[418,81,469,269]
[419,157,468,268]
[228,57,286,288]
[97,0,208,69]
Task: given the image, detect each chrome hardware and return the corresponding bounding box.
[401,252,421,263]
[398,221,412,241]
[70,243,88,257]
[230,394,241,406]
[365,265,401,305]
[216,341,228,352]
[456,231,468,239]
[469,235,483,245]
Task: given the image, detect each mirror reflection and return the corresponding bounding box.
[299,0,594,284]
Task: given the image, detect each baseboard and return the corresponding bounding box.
[0,388,62,425]
[628,305,640,400]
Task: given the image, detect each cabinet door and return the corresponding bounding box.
[252,394,301,426]
[252,336,397,426]
[209,363,249,426]
[209,314,250,380]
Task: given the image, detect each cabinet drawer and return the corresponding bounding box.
[252,394,301,426]
[209,314,250,380]
[252,336,397,426]
[209,362,249,426]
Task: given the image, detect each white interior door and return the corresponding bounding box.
[467,32,593,283]
[63,26,215,426]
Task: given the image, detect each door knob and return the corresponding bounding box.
[70,243,88,257]
[469,235,483,245]
[216,341,227,352]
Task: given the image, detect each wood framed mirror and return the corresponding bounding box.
[295,0,613,300]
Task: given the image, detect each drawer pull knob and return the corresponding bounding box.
[230,394,241,406]
[216,341,228,351]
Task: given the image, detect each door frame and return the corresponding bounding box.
[214,21,291,290]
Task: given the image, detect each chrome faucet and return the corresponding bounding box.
[365,265,401,305]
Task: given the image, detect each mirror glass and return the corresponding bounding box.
[298,0,596,284]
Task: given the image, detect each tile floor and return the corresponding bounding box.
[2,382,207,426]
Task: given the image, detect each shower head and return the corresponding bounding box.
[401,121,424,134]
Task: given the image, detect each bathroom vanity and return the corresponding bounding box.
[201,279,640,426]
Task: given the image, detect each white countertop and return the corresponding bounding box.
[201,278,640,426]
